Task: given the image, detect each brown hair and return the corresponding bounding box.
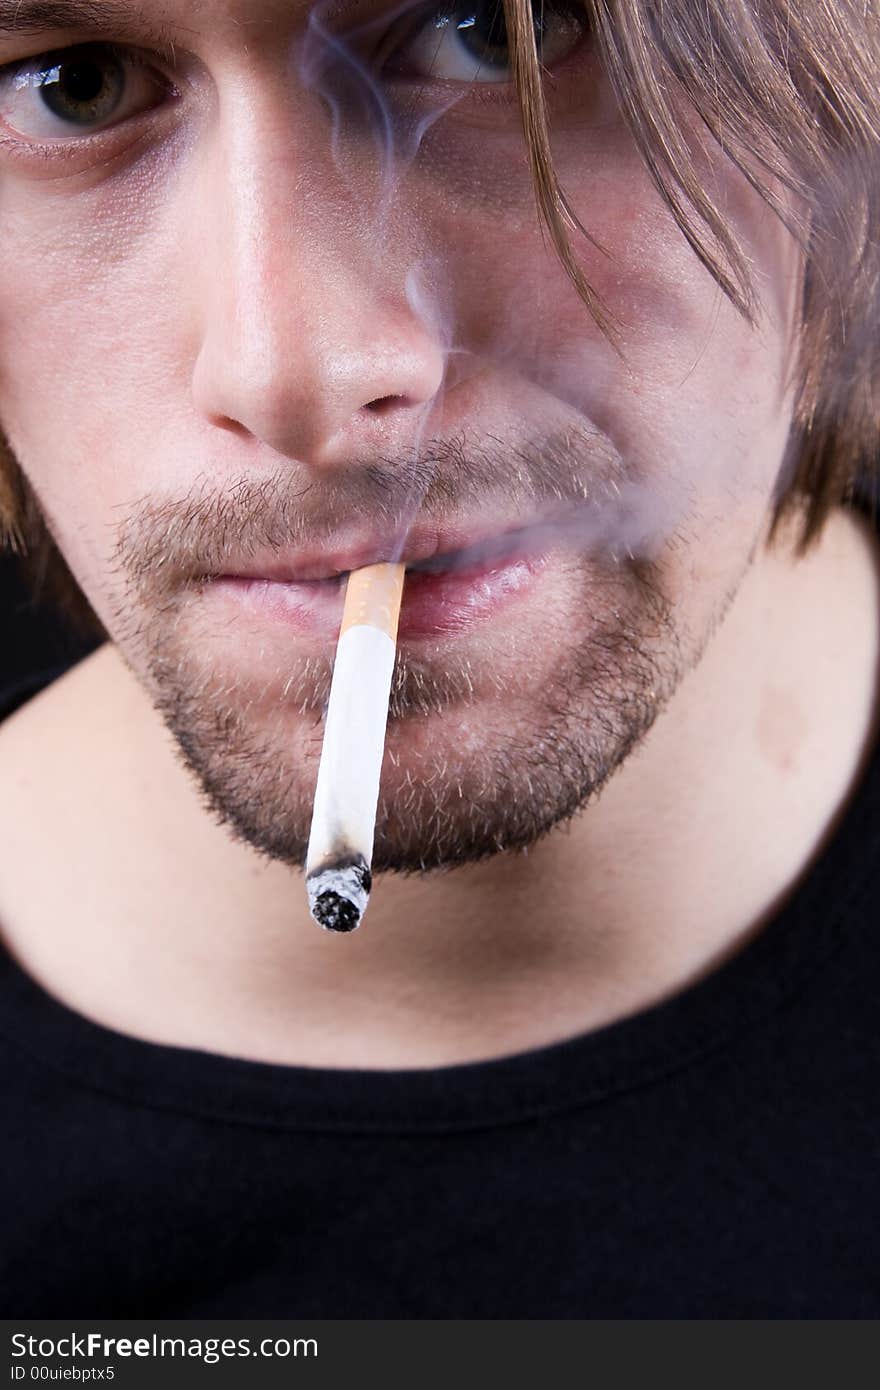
[504,0,880,532]
[2,0,879,632]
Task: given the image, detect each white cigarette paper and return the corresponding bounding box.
[305,562,405,931]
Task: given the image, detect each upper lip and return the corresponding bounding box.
[213,516,545,584]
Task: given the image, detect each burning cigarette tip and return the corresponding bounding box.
[307,860,373,933]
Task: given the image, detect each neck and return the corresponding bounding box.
[1,508,878,1067]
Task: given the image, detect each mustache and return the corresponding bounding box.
[112,427,631,597]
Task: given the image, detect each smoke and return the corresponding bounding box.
[88,1,821,878]
[113,423,689,609]
[280,0,777,577]
[296,3,465,230]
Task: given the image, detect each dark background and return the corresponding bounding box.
[0,552,100,698]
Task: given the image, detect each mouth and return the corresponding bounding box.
[206,518,556,640]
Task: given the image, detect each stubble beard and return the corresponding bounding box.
[129,551,691,875]
[103,436,737,876]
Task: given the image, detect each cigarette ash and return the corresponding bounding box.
[307,858,374,932]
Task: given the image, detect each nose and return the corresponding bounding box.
[188,96,446,469]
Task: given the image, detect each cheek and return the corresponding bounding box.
[0,102,797,624]
[0,155,198,593]
[431,141,796,526]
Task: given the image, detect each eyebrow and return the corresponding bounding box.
[0,1,178,47]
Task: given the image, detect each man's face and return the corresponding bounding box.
[0,0,799,868]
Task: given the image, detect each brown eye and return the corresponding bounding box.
[33,47,126,126]
[390,0,587,85]
[1,43,170,141]
[454,1,510,70]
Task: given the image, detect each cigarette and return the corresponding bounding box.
[305,561,405,932]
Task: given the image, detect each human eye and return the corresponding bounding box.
[384,0,589,85]
[0,42,173,144]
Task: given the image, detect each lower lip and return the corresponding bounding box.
[209,553,547,640]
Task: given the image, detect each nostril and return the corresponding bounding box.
[364,395,406,415]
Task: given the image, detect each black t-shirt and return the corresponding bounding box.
[1,635,879,1317]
